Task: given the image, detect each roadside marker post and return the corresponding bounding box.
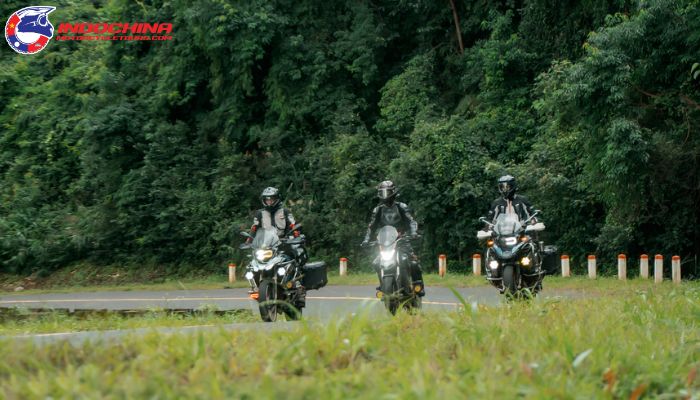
[672,256,681,284]
[654,254,663,283]
[228,263,236,283]
[561,255,570,277]
[617,254,627,280]
[640,254,649,279]
[339,258,348,277]
[438,254,447,277]
[587,255,596,279]
[472,254,481,276]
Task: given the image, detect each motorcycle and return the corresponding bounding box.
[477,212,545,298]
[365,226,422,315]
[240,224,327,322]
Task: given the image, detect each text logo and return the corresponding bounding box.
[5,6,55,54]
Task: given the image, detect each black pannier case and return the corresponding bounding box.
[302,261,328,290]
[542,245,559,275]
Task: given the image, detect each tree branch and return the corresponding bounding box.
[448,0,464,54]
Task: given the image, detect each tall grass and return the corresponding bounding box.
[1,283,698,398]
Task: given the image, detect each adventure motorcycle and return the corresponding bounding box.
[240,225,327,322]
[477,212,545,297]
[365,226,422,315]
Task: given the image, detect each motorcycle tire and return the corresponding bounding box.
[258,279,279,322]
[380,276,399,315]
[503,265,519,297]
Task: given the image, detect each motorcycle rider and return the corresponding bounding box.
[486,175,538,225]
[361,180,425,297]
[248,187,307,304]
[486,175,543,290]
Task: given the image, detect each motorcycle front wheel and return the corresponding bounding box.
[380,276,399,315]
[258,279,279,322]
[502,265,519,297]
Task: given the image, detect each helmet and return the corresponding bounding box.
[497,175,516,199]
[377,180,397,204]
[260,187,281,209]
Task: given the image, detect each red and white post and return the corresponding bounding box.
[228,263,236,283]
[587,255,597,279]
[472,254,481,276]
[339,257,348,277]
[561,255,570,277]
[640,254,649,279]
[654,254,663,283]
[672,255,681,284]
[438,254,447,277]
[617,254,627,280]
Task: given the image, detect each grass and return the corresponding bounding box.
[0,281,698,398]
[0,308,257,336]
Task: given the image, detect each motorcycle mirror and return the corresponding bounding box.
[476,230,492,240]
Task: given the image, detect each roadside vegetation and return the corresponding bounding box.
[1,282,698,398]
[0,309,256,336]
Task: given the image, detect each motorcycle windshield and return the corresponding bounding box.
[493,214,523,236]
[252,228,280,250]
[377,226,399,248]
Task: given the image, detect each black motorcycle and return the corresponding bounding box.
[365,226,422,315]
[477,212,545,297]
[240,225,327,322]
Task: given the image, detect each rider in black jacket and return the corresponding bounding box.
[486,175,538,224]
[362,180,424,296]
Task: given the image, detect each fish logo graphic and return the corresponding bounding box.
[5,6,56,54]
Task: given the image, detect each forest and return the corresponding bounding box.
[1,0,698,275]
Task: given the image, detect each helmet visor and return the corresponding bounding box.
[378,188,394,199]
[263,196,277,206]
[498,182,512,194]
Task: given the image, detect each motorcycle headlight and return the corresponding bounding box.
[255,249,273,262]
[489,260,499,269]
[504,237,518,246]
[277,267,286,276]
[521,257,531,266]
[245,271,254,280]
[380,249,396,261]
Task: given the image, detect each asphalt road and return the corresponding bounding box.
[0,285,582,345]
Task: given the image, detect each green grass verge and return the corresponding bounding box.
[0,282,698,398]
[0,309,257,336]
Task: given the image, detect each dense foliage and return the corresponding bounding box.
[0,0,698,274]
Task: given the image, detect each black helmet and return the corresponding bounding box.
[377,180,397,204]
[497,175,516,199]
[260,187,281,209]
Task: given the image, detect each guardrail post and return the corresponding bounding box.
[472,254,481,276]
[617,254,627,280]
[438,254,447,277]
[654,254,663,283]
[672,255,681,284]
[640,254,649,279]
[339,257,348,276]
[587,255,596,279]
[228,263,236,283]
[561,255,570,277]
